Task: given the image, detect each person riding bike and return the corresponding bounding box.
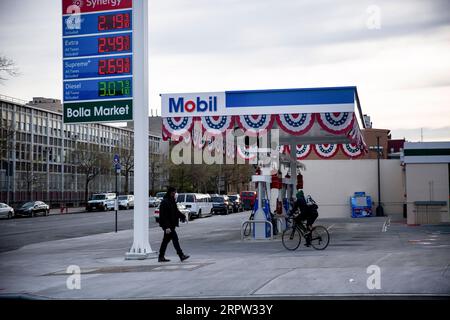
[290,189,319,246]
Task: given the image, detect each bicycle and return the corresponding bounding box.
[282,215,330,250]
[243,211,254,237]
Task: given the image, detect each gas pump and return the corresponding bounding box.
[251,167,273,239]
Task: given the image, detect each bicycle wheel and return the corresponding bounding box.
[282,227,301,251]
[310,226,330,250]
[243,221,252,237]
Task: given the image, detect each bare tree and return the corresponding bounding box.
[21,163,38,201]
[0,124,16,204]
[113,145,133,194]
[0,56,20,83]
[73,143,108,203]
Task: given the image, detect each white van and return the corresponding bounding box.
[86,193,116,211]
[176,193,213,220]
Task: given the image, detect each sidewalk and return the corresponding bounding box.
[0,212,449,299]
[49,207,86,216]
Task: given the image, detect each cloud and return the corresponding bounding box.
[0,0,449,142]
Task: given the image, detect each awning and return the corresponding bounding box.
[161,86,367,157]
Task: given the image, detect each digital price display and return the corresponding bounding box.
[98,79,131,97]
[98,12,131,31]
[64,77,133,101]
[63,10,132,36]
[98,34,131,53]
[64,55,132,80]
[62,0,134,124]
[63,32,132,58]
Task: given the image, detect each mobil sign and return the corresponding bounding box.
[162,87,358,118]
[161,92,226,117]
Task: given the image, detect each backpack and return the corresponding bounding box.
[306,195,319,211]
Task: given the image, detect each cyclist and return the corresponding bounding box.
[290,189,318,246]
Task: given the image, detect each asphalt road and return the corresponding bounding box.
[0,208,159,253]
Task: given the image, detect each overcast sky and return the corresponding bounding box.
[1,0,449,141]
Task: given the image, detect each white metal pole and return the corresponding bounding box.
[126,0,155,259]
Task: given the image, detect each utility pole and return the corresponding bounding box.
[376,136,384,217]
[113,154,120,233]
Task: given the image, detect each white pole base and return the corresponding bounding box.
[125,251,158,260]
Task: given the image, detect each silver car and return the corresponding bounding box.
[148,196,160,208]
[118,195,134,210]
[0,203,14,219]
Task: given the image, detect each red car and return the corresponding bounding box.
[240,191,257,210]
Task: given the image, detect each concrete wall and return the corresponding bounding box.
[288,159,404,219]
[406,163,450,225]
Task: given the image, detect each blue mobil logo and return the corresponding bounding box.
[169,96,218,114]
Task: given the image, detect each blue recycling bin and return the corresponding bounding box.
[350,192,373,218]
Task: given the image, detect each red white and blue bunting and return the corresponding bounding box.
[162,116,194,140]
[276,113,314,135]
[206,135,223,152]
[237,143,257,161]
[277,145,289,155]
[201,115,234,135]
[314,144,339,159]
[347,120,367,152]
[341,143,363,158]
[236,114,275,136]
[296,144,312,160]
[316,112,354,134]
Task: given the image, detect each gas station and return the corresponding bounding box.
[60,0,370,256]
[160,87,367,240]
[2,0,450,302]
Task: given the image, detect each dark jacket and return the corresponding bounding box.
[293,192,309,215]
[159,193,185,230]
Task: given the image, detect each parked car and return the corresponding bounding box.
[211,195,233,215]
[155,192,166,202]
[148,196,160,208]
[0,203,14,219]
[228,194,243,213]
[154,203,189,223]
[86,193,116,211]
[118,195,134,210]
[16,201,49,217]
[177,193,213,219]
[240,191,257,210]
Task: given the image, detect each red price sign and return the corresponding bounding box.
[98,35,131,53]
[98,57,131,75]
[98,12,131,31]
[62,0,132,14]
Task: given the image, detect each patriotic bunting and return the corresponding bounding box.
[237,143,257,161]
[162,116,194,139]
[276,113,314,135]
[316,112,354,134]
[296,144,312,160]
[201,115,234,135]
[236,114,275,135]
[341,143,363,158]
[314,144,339,159]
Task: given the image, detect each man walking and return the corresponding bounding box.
[158,187,190,262]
